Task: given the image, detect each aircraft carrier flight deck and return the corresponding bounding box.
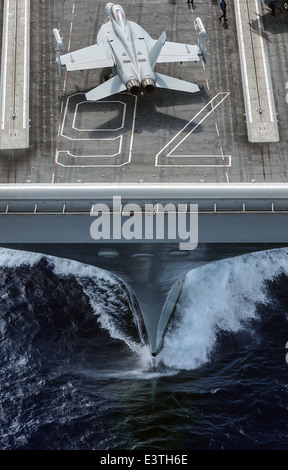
[0,0,287,186]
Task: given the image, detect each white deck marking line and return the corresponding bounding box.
[155,93,229,166]
[56,92,137,167]
[1,0,9,130]
[254,0,275,123]
[167,94,230,156]
[52,0,76,183]
[55,131,136,167]
[55,144,136,168]
[129,93,138,167]
[23,0,29,130]
[56,136,123,159]
[157,155,231,168]
[188,4,230,182]
[72,100,127,132]
[235,0,252,123]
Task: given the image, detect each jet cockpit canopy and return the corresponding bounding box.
[111,5,127,27]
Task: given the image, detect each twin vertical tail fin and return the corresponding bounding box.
[149,31,167,68]
[153,18,205,94]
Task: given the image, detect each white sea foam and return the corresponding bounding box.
[0,247,115,284]
[49,256,115,284]
[158,248,288,370]
[0,247,43,268]
[1,246,288,372]
[48,255,147,358]
[0,246,153,370]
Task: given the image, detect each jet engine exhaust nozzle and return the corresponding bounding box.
[141,78,155,93]
[126,79,141,95]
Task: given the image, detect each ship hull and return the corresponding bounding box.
[1,241,285,354]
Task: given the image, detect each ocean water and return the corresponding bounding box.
[0,246,288,451]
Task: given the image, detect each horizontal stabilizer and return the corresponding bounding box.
[155,72,200,94]
[85,75,126,101]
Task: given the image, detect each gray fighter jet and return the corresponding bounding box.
[53,3,206,101]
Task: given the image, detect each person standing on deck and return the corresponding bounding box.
[268,0,283,16]
[219,0,227,22]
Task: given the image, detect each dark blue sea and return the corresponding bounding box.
[0,246,288,452]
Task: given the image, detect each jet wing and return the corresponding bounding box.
[156,42,200,63]
[60,44,114,71]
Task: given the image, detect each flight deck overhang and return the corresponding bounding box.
[234,0,279,143]
[0,0,30,149]
[0,183,288,214]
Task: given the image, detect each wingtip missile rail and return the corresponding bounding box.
[195,18,207,64]
[53,28,64,76]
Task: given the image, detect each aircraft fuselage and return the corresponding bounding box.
[101,3,157,94]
